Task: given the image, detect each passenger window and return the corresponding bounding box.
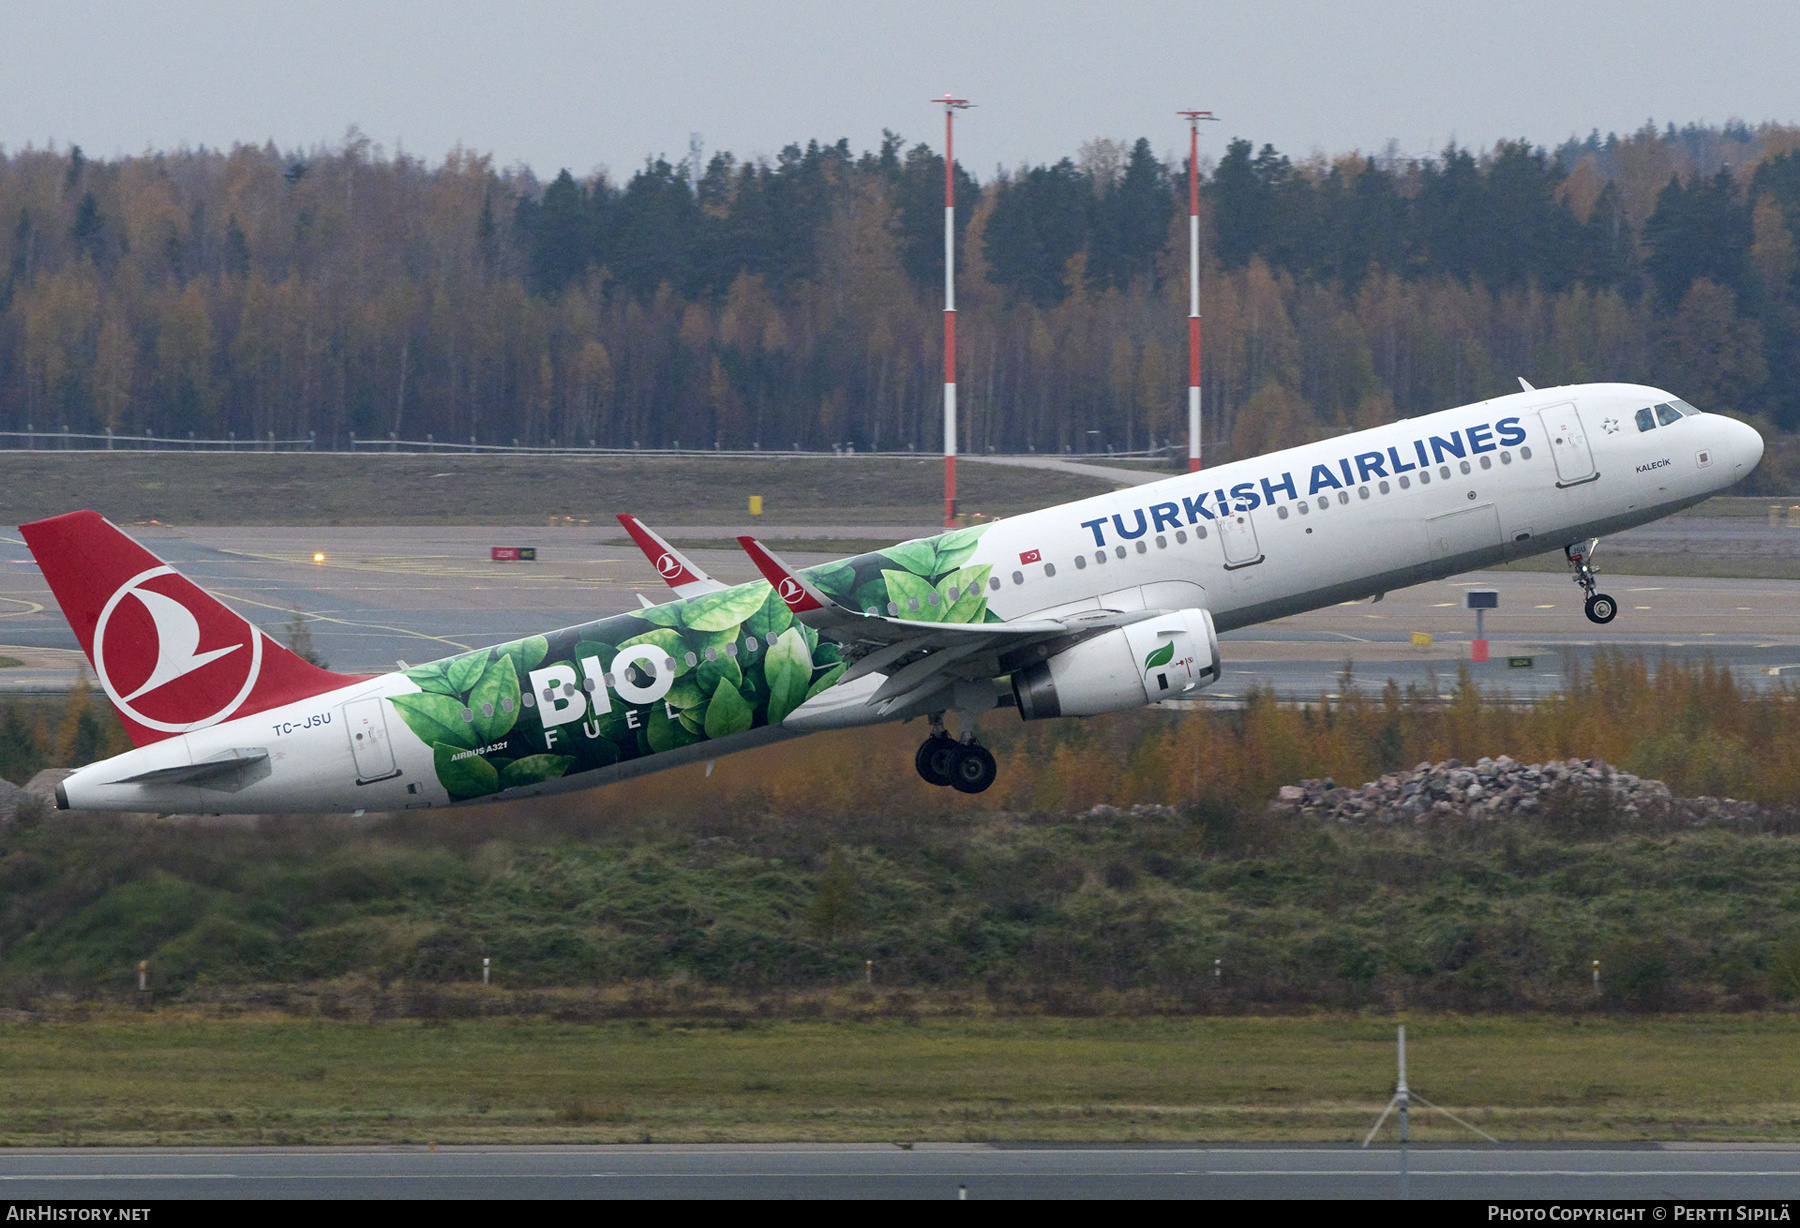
[1115,546,1127,559]
[1135,540,1148,554]
[1459,460,1471,475]
[1379,481,1390,494]
[1277,506,1289,519]
[1656,402,1682,427]
[1044,563,1056,577]
[1175,530,1188,543]
[1419,470,1430,484]
[1635,407,1657,432]
[1479,456,1491,470]
[1399,475,1411,489]
[1155,535,1166,549]
[1075,555,1087,570]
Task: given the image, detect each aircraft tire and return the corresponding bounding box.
[949,744,998,794]
[1585,593,1618,624]
[915,735,959,786]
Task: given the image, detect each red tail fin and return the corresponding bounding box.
[19,510,367,747]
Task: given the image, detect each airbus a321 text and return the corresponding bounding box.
[21,383,1763,814]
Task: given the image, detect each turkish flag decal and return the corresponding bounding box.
[1019,549,1042,564]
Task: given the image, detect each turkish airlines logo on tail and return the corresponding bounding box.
[655,552,684,579]
[93,566,263,732]
[778,578,807,607]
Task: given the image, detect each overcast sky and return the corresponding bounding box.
[3,1,1796,181]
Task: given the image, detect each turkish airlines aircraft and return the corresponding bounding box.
[22,383,1763,813]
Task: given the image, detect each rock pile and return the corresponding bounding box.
[1270,756,1771,826]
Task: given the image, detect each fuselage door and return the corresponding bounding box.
[1217,512,1263,570]
[1537,403,1599,487]
[343,696,401,784]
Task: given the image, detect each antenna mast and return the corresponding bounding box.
[935,95,972,527]
[1178,110,1218,472]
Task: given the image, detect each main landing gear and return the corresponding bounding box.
[1565,538,1618,625]
[915,713,997,794]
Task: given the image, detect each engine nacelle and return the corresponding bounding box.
[1012,607,1221,720]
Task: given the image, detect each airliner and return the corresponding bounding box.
[21,382,1762,812]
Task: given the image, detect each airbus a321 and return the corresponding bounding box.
[21,382,1763,813]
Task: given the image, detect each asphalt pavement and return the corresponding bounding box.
[1,1143,1796,1199]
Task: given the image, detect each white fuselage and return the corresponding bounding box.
[60,383,1762,815]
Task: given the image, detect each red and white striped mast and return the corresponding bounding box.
[936,94,971,527]
[1178,109,1218,472]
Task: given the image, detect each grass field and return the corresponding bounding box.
[3,1013,1797,1145]
[0,452,1119,528]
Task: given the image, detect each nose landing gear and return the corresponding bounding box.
[1566,538,1618,624]
[914,713,998,794]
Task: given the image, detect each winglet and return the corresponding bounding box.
[616,514,725,597]
[1518,376,1536,392]
[735,536,830,614]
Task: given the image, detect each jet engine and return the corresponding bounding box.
[1012,608,1221,720]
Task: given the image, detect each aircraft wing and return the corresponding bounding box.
[616,514,727,598]
[735,535,1157,715]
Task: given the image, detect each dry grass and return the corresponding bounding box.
[3,1012,1798,1145]
[0,452,1114,527]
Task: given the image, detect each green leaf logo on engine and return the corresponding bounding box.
[1144,642,1175,671]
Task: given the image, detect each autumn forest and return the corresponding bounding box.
[3,120,1799,485]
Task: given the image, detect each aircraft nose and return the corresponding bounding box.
[1728,416,1765,474]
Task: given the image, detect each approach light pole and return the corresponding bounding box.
[936,95,972,527]
[1179,110,1219,473]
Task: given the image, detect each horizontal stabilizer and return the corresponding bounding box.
[110,746,269,786]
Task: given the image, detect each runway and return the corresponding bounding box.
[2,1143,1797,1199]
[2,519,1797,699]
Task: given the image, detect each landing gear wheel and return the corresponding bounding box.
[1585,593,1618,625]
[949,744,998,794]
[915,735,959,787]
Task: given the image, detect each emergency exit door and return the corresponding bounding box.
[343,697,401,784]
[1537,403,1599,487]
[1217,511,1263,569]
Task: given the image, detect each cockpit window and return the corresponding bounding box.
[1635,407,1657,432]
[1655,402,1682,426]
[1672,398,1701,416]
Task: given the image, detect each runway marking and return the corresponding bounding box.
[1202,1169,1800,1178]
[0,597,44,619]
[211,591,475,653]
[217,548,618,586]
[1627,587,1665,592]
[0,1166,239,1173]
[1535,604,1555,609]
